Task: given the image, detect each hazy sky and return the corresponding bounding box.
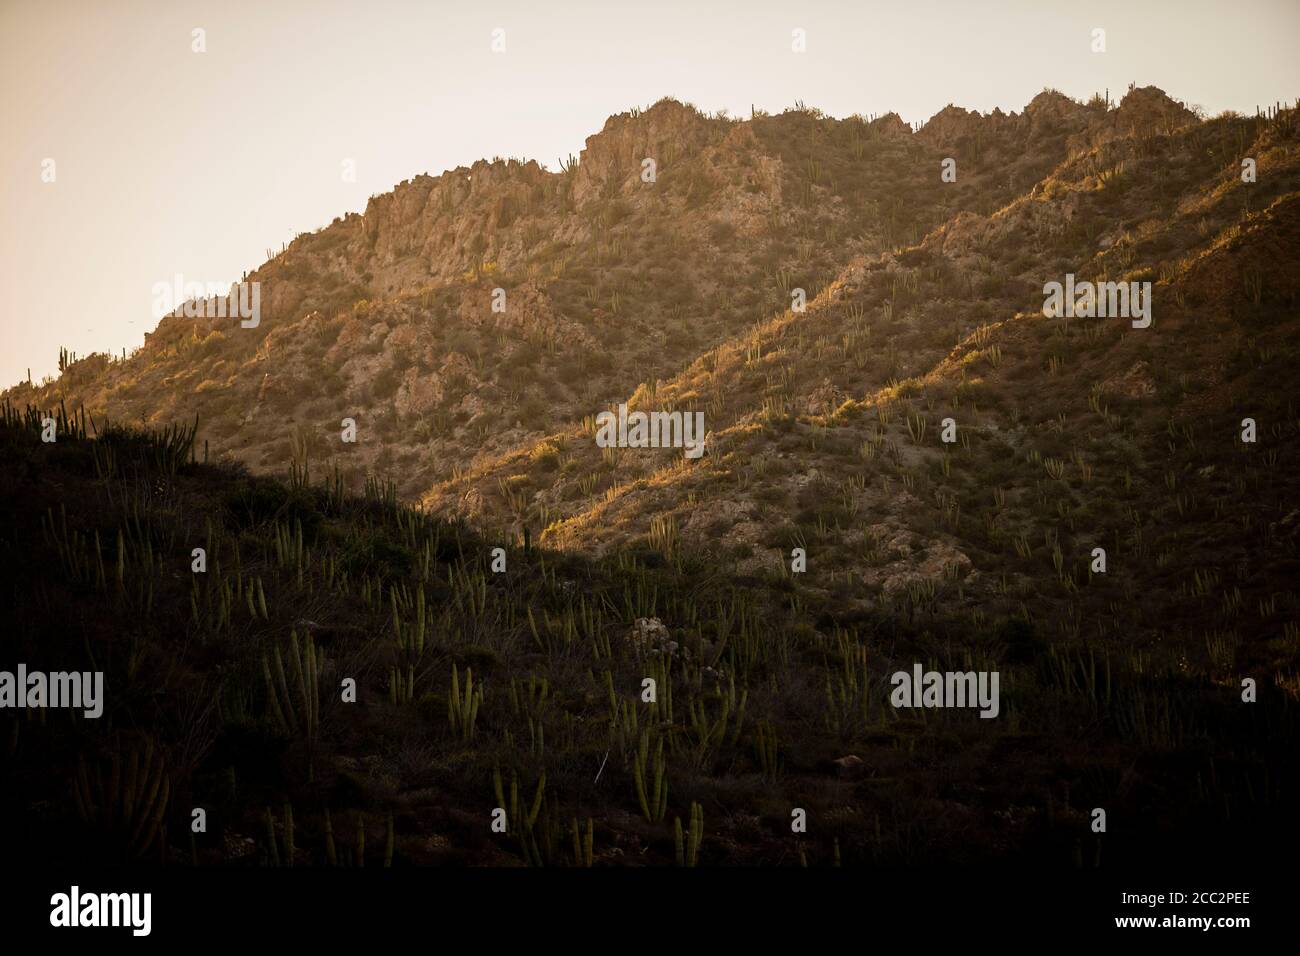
[3,0,1298,386]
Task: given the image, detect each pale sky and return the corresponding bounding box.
[3,0,1298,386]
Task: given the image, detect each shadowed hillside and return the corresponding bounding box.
[1,405,1296,867]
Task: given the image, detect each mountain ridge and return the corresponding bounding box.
[8,89,1298,658]
[8,87,1199,473]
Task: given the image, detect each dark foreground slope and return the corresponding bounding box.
[0,405,1295,867]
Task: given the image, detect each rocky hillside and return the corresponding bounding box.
[9,88,1300,679]
[8,88,1176,499]
[416,89,1300,680]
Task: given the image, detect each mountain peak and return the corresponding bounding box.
[870,111,913,138]
[1114,83,1198,130]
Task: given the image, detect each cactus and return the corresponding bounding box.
[390,665,416,706]
[73,736,170,861]
[516,773,551,866]
[689,674,748,763]
[493,767,550,864]
[262,630,321,780]
[571,817,594,867]
[648,514,678,556]
[262,630,321,742]
[633,730,668,823]
[645,654,674,725]
[391,584,427,661]
[448,664,482,740]
[263,802,295,866]
[674,801,703,867]
[509,675,550,719]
